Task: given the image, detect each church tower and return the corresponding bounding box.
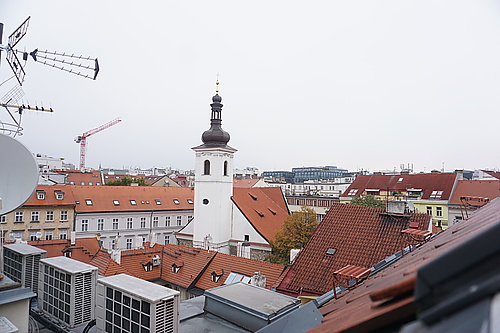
[192,82,237,254]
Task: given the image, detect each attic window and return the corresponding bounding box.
[430,190,444,199]
[85,199,93,206]
[397,177,404,183]
[365,189,380,195]
[211,270,225,283]
[248,193,258,201]
[113,200,120,206]
[173,199,180,205]
[347,189,358,196]
[268,208,277,216]
[255,210,265,218]
[171,262,183,273]
[155,199,161,205]
[326,248,336,255]
[223,272,251,285]
[130,200,137,205]
[37,191,46,200]
[142,261,153,272]
[187,199,193,204]
[55,191,64,200]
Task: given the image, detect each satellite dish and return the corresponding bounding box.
[0,134,38,215]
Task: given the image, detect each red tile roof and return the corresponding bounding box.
[342,173,458,200]
[69,185,194,213]
[56,169,103,186]
[307,197,500,333]
[24,185,76,206]
[233,178,260,188]
[195,252,285,291]
[232,187,290,243]
[28,237,102,263]
[482,170,500,179]
[448,180,500,205]
[275,203,430,296]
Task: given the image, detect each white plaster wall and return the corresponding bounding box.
[0,298,31,333]
[231,205,269,245]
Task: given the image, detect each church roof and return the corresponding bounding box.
[232,187,290,243]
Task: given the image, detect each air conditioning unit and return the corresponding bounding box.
[152,254,161,266]
[3,243,47,294]
[38,256,98,328]
[95,274,180,333]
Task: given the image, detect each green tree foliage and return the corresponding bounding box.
[105,177,150,186]
[349,195,385,209]
[267,206,319,265]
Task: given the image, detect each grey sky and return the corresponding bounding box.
[1,1,500,173]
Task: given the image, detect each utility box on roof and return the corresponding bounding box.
[3,243,46,294]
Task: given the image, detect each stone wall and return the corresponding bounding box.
[178,239,193,247]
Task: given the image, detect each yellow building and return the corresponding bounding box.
[1,185,75,242]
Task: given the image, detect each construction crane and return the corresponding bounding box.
[75,118,121,170]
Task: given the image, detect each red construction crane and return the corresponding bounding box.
[75,118,122,170]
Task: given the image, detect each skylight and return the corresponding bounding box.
[85,199,93,206]
[155,199,161,205]
[430,190,444,199]
[187,199,193,204]
[113,200,120,206]
[347,189,358,196]
[130,200,137,205]
[223,272,251,285]
[173,199,180,205]
[397,177,404,183]
[326,248,336,255]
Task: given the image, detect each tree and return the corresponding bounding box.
[105,177,150,186]
[267,206,319,265]
[349,195,385,209]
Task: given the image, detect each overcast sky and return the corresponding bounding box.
[1,1,500,173]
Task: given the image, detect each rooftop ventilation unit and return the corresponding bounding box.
[38,256,98,328]
[204,282,301,331]
[96,274,180,333]
[152,254,161,266]
[3,243,46,294]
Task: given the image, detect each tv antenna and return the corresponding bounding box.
[0,16,99,86]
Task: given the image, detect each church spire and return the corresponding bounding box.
[200,79,231,147]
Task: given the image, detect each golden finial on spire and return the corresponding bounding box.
[216,72,220,94]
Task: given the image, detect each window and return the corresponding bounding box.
[0,215,6,224]
[98,219,104,231]
[187,199,193,204]
[127,218,133,229]
[14,212,24,222]
[37,191,46,200]
[203,198,209,205]
[204,160,210,175]
[60,211,68,221]
[46,211,54,222]
[89,182,93,186]
[111,239,116,250]
[347,189,358,196]
[140,217,146,228]
[59,230,67,239]
[30,231,38,241]
[426,206,432,215]
[152,216,159,228]
[224,161,228,176]
[165,216,171,226]
[31,211,40,222]
[397,177,404,183]
[81,219,89,231]
[113,200,120,206]
[436,207,443,217]
[430,191,444,199]
[244,234,249,242]
[130,200,137,205]
[173,199,180,205]
[112,219,119,230]
[55,191,64,200]
[164,235,170,245]
[45,230,53,240]
[177,216,182,226]
[155,199,161,205]
[188,216,193,223]
[126,238,132,249]
[85,199,93,206]
[223,272,251,285]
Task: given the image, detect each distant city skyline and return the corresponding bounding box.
[2,1,500,173]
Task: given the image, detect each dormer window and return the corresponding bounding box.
[155,199,161,205]
[55,191,64,200]
[211,270,225,283]
[85,199,93,206]
[142,261,153,272]
[171,262,183,273]
[37,191,46,200]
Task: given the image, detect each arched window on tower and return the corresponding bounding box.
[204,160,211,175]
[224,161,228,176]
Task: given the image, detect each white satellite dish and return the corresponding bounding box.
[0,134,38,215]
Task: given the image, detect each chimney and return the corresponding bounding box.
[455,169,464,181]
[250,272,266,288]
[111,250,121,265]
[71,231,76,246]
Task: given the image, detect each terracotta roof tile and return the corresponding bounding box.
[233,178,260,188]
[448,180,500,205]
[69,185,194,213]
[276,203,430,296]
[307,197,500,333]
[24,185,76,206]
[195,252,285,291]
[342,173,458,200]
[232,187,289,243]
[57,169,103,186]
